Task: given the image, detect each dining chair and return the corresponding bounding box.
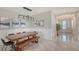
[8,33,15,36]
[16,32,21,34]
[1,38,16,51]
[22,31,26,33]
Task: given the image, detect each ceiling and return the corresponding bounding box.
[1,7,79,16]
[29,7,79,15]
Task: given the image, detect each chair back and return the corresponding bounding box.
[23,32,26,33]
[1,38,6,45]
[8,33,14,36]
[16,32,21,34]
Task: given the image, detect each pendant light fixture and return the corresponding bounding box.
[23,7,32,11]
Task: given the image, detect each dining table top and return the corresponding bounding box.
[6,32,38,41]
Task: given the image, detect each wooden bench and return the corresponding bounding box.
[15,36,40,51]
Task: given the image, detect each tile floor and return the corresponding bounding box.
[1,32,79,51]
[24,32,79,51]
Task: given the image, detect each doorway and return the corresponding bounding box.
[56,13,76,42]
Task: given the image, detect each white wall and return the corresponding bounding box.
[33,11,54,40]
[0,8,18,18]
[75,11,79,40]
[51,11,56,40]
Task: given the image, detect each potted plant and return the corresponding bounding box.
[56,23,60,36]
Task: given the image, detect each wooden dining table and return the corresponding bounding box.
[6,32,37,42]
[6,32,39,51]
